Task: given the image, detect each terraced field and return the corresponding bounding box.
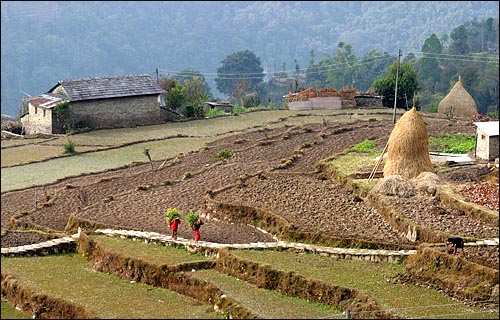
[2,109,498,318]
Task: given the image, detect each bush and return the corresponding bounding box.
[164,208,181,223]
[215,149,233,160]
[186,212,199,227]
[63,140,75,154]
[206,108,226,118]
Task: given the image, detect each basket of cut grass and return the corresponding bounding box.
[164,208,181,225]
[186,212,199,228]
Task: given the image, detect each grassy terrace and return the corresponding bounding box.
[229,249,499,319]
[1,254,223,319]
[190,269,342,319]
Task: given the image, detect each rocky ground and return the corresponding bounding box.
[1,115,498,268]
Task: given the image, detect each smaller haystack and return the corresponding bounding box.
[438,76,477,118]
[410,172,440,196]
[372,175,415,197]
[383,107,434,179]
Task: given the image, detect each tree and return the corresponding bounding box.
[165,82,186,112]
[215,49,264,95]
[449,25,469,55]
[419,34,443,92]
[372,61,419,109]
[183,77,209,118]
[173,69,212,97]
[327,42,358,89]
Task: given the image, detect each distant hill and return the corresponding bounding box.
[1,1,498,117]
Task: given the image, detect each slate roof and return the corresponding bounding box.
[48,75,166,102]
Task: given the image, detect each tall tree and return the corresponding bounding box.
[419,34,443,91]
[215,49,264,95]
[372,61,419,109]
[327,42,358,89]
[449,25,469,55]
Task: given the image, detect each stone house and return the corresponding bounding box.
[474,121,499,161]
[20,74,168,135]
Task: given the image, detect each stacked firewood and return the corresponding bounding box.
[285,87,357,102]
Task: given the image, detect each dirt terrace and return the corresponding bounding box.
[2,115,497,267]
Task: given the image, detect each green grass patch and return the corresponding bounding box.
[0,137,211,192]
[429,134,475,153]
[91,235,212,265]
[1,301,32,319]
[1,254,222,319]
[191,269,341,319]
[350,139,378,155]
[229,249,497,319]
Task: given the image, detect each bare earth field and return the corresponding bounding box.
[1,115,498,269]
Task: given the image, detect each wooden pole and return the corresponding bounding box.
[368,141,389,182]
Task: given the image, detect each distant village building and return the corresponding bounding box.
[474,121,499,161]
[284,87,383,111]
[20,75,168,135]
[438,76,477,118]
[204,101,234,114]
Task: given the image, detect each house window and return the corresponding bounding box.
[43,109,46,117]
[35,106,38,114]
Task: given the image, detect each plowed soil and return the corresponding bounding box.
[1,115,498,268]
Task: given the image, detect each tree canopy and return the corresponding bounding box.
[215,50,264,96]
[372,61,419,110]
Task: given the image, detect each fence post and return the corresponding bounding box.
[344,309,350,319]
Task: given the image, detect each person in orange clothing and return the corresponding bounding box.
[170,217,181,240]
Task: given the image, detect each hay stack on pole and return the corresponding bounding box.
[383,107,434,179]
[438,76,477,118]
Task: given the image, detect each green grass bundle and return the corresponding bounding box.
[186,212,199,227]
[164,208,181,223]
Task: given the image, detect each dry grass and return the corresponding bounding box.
[372,175,415,197]
[438,77,477,118]
[383,108,434,179]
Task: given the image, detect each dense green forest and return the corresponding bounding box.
[1,1,498,117]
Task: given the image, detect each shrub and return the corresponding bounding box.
[186,212,199,227]
[164,208,181,223]
[206,108,226,118]
[215,149,233,160]
[63,140,75,154]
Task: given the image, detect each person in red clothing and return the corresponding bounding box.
[192,218,204,243]
[170,217,181,240]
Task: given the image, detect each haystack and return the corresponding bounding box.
[383,107,434,179]
[410,172,440,195]
[373,175,415,197]
[438,76,477,118]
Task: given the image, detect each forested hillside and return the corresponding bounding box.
[1,1,498,117]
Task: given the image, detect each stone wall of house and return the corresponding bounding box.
[287,97,342,110]
[69,95,169,129]
[354,96,384,109]
[20,104,54,135]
